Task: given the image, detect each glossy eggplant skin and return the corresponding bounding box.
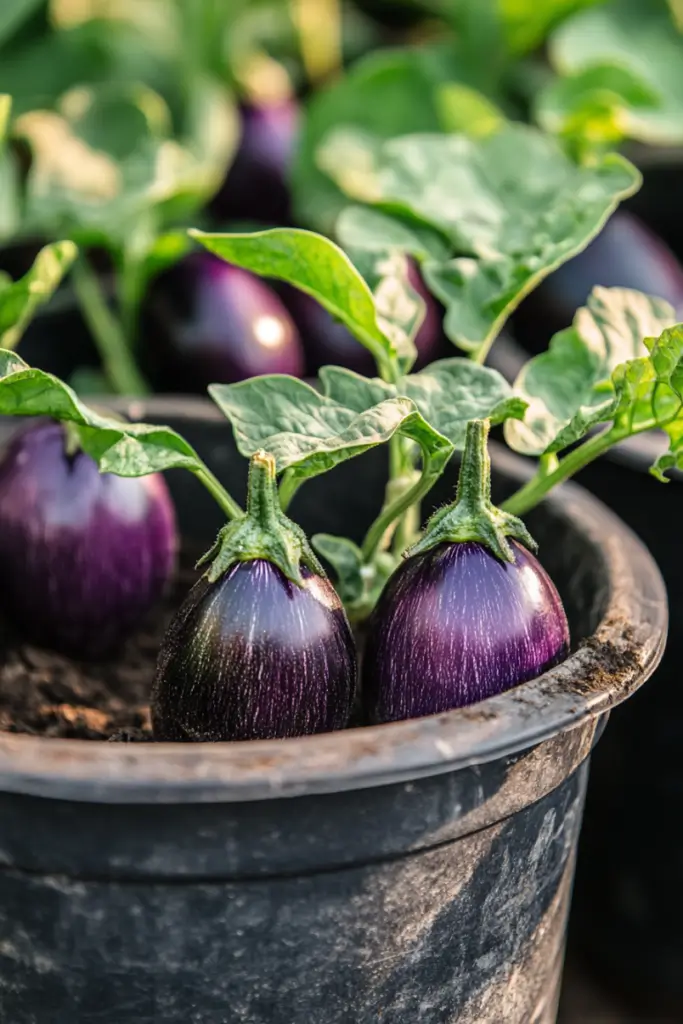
[362,540,569,724]
[0,421,177,660]
[141,253,305,392]
[152,560,357,741]
[212,99,299,225]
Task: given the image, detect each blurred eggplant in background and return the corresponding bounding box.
[141,252,305,393]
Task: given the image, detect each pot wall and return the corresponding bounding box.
[0,401,667,1024]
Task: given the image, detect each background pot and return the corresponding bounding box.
[0,398,667,1024]
[489,330,683,1011]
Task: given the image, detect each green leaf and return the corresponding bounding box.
[497,0,606,55]
[191,228,397,372]
[536,63,663,148]
[550,0,683,145]
[291,45,469,232]
[612,326,683,480]
[0,241,78,351]
[0,0,45,48]
[319,359,526,447]
[330,124,640,358]
[0,350,202,476]
[312,533,397,614]
[337,206,451,264]
[15,80,237,248]
[209,375,454,489]
[436,83,506,137]
[505,287,676,455]
[311,535,365,604]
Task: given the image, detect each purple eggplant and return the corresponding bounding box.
[282,261,443,375]
[363,539,569,722]
[152,561,356,741]
[211,98,299,225]
[152,450,356,741]
[0,420,177,659]
[516,211,683,354]
[142,253,306,392]
[362,419,569,722]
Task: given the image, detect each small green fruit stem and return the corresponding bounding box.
[454,416,492,509]
[502,426,619,517]
[409,418,536,563]
[246,450,281,527]
[71,257,150,397]
[202,449,322,585]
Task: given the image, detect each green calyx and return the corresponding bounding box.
[408,419,537,564]
[198,450,325,586]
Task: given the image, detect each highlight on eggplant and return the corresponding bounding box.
[362,420,570,724]
[151,450,357,742]
[142,252,306,392]
[0,419,177,660]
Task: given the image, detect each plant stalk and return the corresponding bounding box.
[71,258,150,397]
[361,450,440,563]
[502,427,619,517]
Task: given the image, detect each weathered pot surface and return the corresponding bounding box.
[0,398,667,1024]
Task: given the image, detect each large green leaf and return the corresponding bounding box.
[0,0,45,49]
[505,287,676,455]
[291,45,467,232]
[535,64,662,148]
[329,124,640,358]
[549,0,683,144]
[319,359,526,447]
[0,241,78,351]
[191,228,401,372]
[15,80,237,247]
[0,350,202,476]
[497,0,606,54]
[209,375,454,488]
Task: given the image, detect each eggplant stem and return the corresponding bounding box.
[502,426,619,517]
[408,418,536,563]
[71,257,150,397]
[361,454,439,564]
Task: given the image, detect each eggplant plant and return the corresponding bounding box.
[0,206,682,740]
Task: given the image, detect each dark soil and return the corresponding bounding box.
[0,556,200,742]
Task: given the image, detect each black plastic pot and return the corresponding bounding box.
[0,398,667,1024]
[489,332,683,1011]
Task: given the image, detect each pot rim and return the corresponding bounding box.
[0,397,668,804]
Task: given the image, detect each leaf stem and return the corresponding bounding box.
[361,449,440,563]
[192,464,243,521]
[278,468,301,512]
[502,427,619,517]
[71,258,150,397]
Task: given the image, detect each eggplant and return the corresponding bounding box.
[362,420,569,722]
[281,261,443,375]
[141,253,306,392]
[0,420,177,659]
[211,98,299,225]
[515,211,683,355]
[152,451,356,741]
